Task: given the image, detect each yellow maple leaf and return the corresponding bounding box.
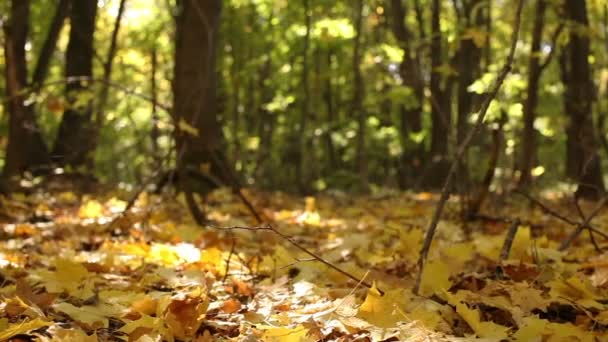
[357,283,407,328]
[32,258,92,296]
[52,302,109,329]
[513,316,595,342]
[120,314,163,336]
[399,228,423,261]
[445,291,510,339]
[419,259,452,297]
[261,325,313,342]
[548,276,603,309]
[0,318,52,341]
[78,199,104,219]
[46,327,99,342]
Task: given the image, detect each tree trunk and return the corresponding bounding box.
[518,0,547,188]
[560,0,605,199]
[52,0,98,169]
[2,0,50,181]
[389,0,424,189]
[323,48,338,173]
[425,0,453,188]
[150,46,161,167]
[32,0,71,88]
[95,0,127,131]
[456,0,484,145]
[353,0,367,189]
[172,0,228,196]
[296,0,312,193]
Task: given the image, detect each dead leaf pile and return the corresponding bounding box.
[1,189,608,341]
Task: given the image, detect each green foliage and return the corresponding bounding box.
[2,0,607,192]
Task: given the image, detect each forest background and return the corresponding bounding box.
[2,0,608,340]
[2,0,607,201]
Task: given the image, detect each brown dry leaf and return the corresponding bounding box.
[162,288,209,340]
[221,298,242,314]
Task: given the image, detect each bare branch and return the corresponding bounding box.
[413,0,526,295]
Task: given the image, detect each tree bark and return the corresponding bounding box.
[95,0,127,132]
[389,0,424,189]
[560,0,605,199]
[425,0,453,188]
[52,0,98,169]
[353,0,367,189]
[32,0,71,88]
[456,0,484,146]
[2,0,50,181]
[172,0,228,196]
[518,0,547,188]
[296,0,312,193]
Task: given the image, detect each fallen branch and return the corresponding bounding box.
[559,196,608,250]
[413,0,525,295]
[514,190,608,250]
[208,221,378,293]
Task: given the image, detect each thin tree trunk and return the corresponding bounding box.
[389,0,424,189]
[560,0,605,199]
[323,48,337,171]
[518,0,547,188]
[52,0,98,169]
[297,0,312,193]
[95,0,127,130]
[456,0,484,145]
[3,0,50,181]
[32,0,71,88]
[150,46,161,167]
[353,0,367,189]
[426,0,452,189]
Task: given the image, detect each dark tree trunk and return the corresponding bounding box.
[456,0,484,145]
[389,0,424,189]
[52,0,98,169]
[2,0,50,181]
[425,0,453,188]
[32,0,71,88]
[518,0,547,188]
[560,0,605,199]
[150,46,161,167]
[172,0,228,196]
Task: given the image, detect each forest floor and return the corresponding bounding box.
[0,187,607,341]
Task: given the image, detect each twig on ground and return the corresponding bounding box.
[106,170,165,232]
[210,222,378,293]
[515,190,608,250]
[223,234,237,283]
[514,190,577,225]
[412,0,525,295]
[559,196,608,250]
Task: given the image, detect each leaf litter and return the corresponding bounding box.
[0,189,607,341]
